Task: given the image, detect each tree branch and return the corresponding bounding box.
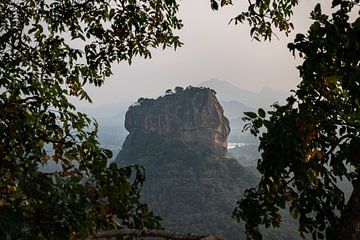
[90,228,223,240]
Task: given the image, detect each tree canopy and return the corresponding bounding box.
[234,0,360,239]
[210,0,298,40]
[2,0,354,239]
[1,0,182,238]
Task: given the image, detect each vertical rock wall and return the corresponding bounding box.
[118,87,230,157]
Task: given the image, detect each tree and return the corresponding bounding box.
[0,0,318,239]
[174,86,184,93]
[209,0,298,40]
[0,0,182,238]
[165,89,173,95]
[233,0,360,239]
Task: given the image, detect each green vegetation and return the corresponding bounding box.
[209,0,298,40]
[118,135,256,239]
[117,134,302,240]
[3,0,359,239]
[132,86,214,108]
[235,1,360,239]
[1,0,181,238]
[228,145,261,167]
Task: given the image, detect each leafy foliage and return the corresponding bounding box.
[0,0,182,238]
[0,0,359,238]
[210,0,298,40]
[234,0,360,239]
[117,133,304,240]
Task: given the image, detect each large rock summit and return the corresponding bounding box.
[119,87,230,157]
[114,87,297,240]
[115,87,252,240]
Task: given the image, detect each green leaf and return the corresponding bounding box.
[290,207,299,219]
[258,108,266,118]
[211,0,219,10]
[244,111,258,118]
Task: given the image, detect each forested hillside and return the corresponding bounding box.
[116,88,299,239]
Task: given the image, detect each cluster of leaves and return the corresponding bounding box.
[4,0,360,239]
[210,0,298,40]
[234,0,360,239]
[0,0,182,238]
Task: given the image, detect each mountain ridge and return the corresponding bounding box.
[199,78,288,109]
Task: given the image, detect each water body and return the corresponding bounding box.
[227,142,249,149]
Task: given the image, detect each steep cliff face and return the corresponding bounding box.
[115,87,298,240]
[114,88,249,239]
[121,87,230,156]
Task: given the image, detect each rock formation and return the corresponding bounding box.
[115,86,298,240]
[118,87,230,158]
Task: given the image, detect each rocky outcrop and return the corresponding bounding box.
[118,87,230,157]
[114,87,298,240]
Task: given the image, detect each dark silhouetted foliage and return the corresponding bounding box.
[234,1,360,239]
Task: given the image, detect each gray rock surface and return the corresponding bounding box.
[119,87,230,157]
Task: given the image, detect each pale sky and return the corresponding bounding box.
[81,0,318,106]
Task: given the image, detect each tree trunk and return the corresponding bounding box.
[336,179,360,240]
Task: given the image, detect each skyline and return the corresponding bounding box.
[80,0,317,107]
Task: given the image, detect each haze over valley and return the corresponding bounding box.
[80,78,289,163]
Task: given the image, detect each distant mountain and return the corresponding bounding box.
[220,100,253,120]
[78,101,131,120]
[219,100,259,143]
[78,102,132,155]
[199,78,289,109]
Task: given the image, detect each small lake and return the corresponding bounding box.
[227,143,249,149]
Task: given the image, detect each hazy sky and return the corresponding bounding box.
[82,0,318,106]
